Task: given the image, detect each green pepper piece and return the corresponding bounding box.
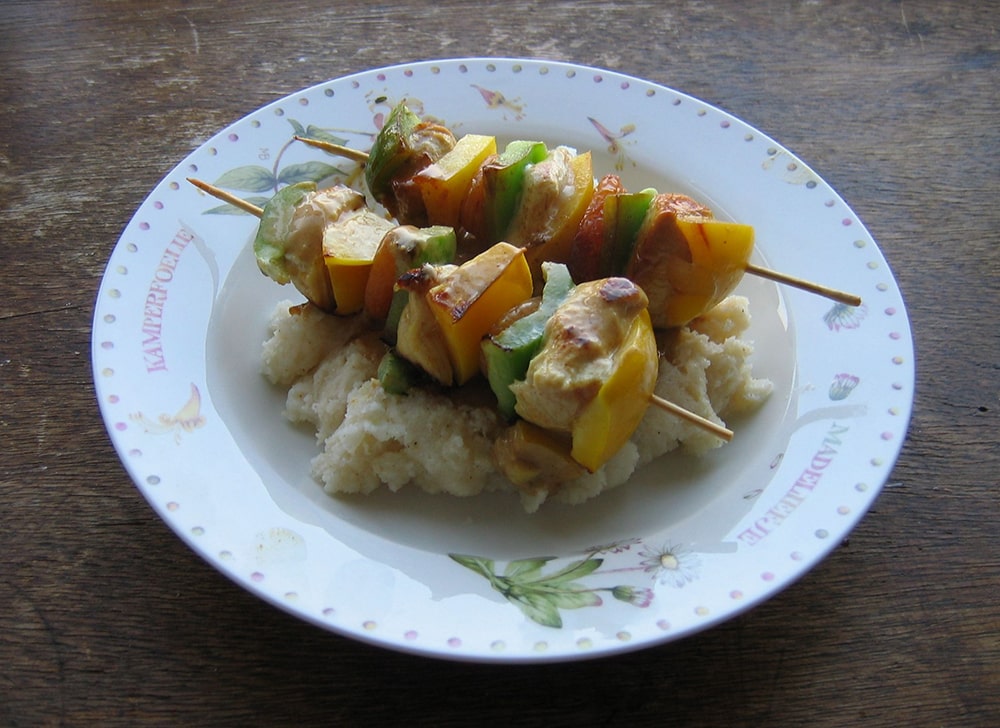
[481,262,575,420]
[383,225,457,344]
[253,181,317,283]
[483,140,548,242]
[377,350,421,395]
[600,188,656,276]
[365,103,423,207]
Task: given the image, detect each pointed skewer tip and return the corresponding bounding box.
[187,177,263,217]
[649,395,734,441]
[745,263,861,307]
[293,136,370,163]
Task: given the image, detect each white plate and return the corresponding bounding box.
[92,58,913,662]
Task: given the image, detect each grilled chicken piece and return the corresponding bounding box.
[385,122,458,225]
[510,277,650,433]
[493,420,586,493]
[276,185,367,311]
[627,193,714,327]
[504,145,577,246]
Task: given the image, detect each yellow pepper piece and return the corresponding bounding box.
[427,242,534,385]
[524,151,595,273]
[571,308,657,472]
[630,204,755,328]
[322,211,395,315]
[415,134,498,229]
[664,219,755,326]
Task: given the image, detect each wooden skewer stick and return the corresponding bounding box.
[293,136,370,164]
[745,263,861,307]
[294,135,862,308]
[649,395,734,441]
[187,177,263,217]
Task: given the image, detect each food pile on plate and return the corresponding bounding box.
[207,103,779,510]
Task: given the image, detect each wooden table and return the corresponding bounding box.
[2,1,997,725]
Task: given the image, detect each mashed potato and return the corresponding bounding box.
[261,296,772,512]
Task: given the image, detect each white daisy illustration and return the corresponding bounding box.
[639,543,701,588]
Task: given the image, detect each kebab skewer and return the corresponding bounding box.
[294,102,861,329]
[303,132,865,307]
[186,177,733,482]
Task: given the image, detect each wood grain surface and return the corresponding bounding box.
[1,1,997,725]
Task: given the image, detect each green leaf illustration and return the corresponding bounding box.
[525,557,603,585]
[449,554,495,579]
[277,161,344,186]
[542,588,603,610]
[287,119,307,137]
[511,592,564,628]
[504,557,556,580]
[451,552,626,628]
[304,124,349,147]
[214,165,278,193]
